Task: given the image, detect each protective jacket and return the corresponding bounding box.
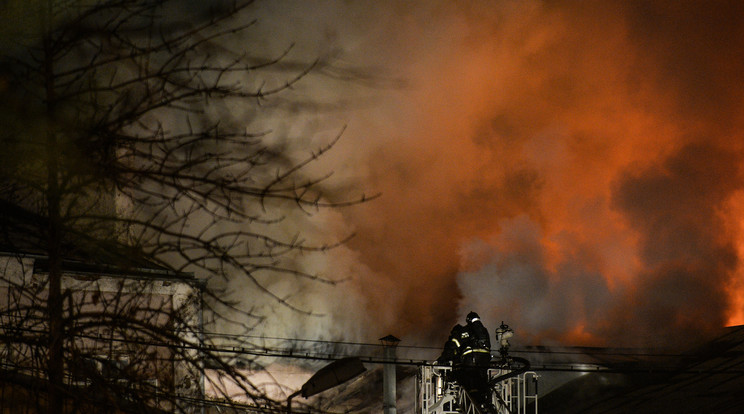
[437,324,464,364]
[461,318,491,366]
[467,318,491,350]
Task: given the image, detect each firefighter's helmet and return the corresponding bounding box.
[466,311,480,323]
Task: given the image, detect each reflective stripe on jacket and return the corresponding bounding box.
[462,347,490,355]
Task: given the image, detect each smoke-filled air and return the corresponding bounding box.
[235,0,744,352]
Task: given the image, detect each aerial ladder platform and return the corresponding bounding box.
[416,323,538,414]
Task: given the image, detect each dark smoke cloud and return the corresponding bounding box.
[608,141,743,348]
[241,0,744,351]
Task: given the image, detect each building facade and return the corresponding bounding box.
[0,252,204,413]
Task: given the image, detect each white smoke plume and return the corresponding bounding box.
[217,0,744,354]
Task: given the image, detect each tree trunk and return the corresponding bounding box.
[43,1,64,411]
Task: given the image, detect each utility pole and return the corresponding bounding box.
[379,335,401,414]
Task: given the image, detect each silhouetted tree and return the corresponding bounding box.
[0,0,373,412]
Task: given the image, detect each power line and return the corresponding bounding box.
[1,314,703,358]
[4,325,743,375]
[201,331,693,358]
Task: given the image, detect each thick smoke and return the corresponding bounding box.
[237,0,744,351]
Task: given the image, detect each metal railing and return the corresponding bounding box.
[418,364,538,414]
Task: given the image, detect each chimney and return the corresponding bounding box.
[379,335,401,414]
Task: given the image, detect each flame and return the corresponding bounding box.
[726,206,744,326]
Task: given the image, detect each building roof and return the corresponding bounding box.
[0,199,196,284]
[540,325,744,413]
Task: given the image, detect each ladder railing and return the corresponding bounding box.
[418,364,538,414]
[418,365,459,414]
[490,371,538,414]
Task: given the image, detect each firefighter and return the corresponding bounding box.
[437,324,464,365]
[436,323,466,391]
[459,311,492,409]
